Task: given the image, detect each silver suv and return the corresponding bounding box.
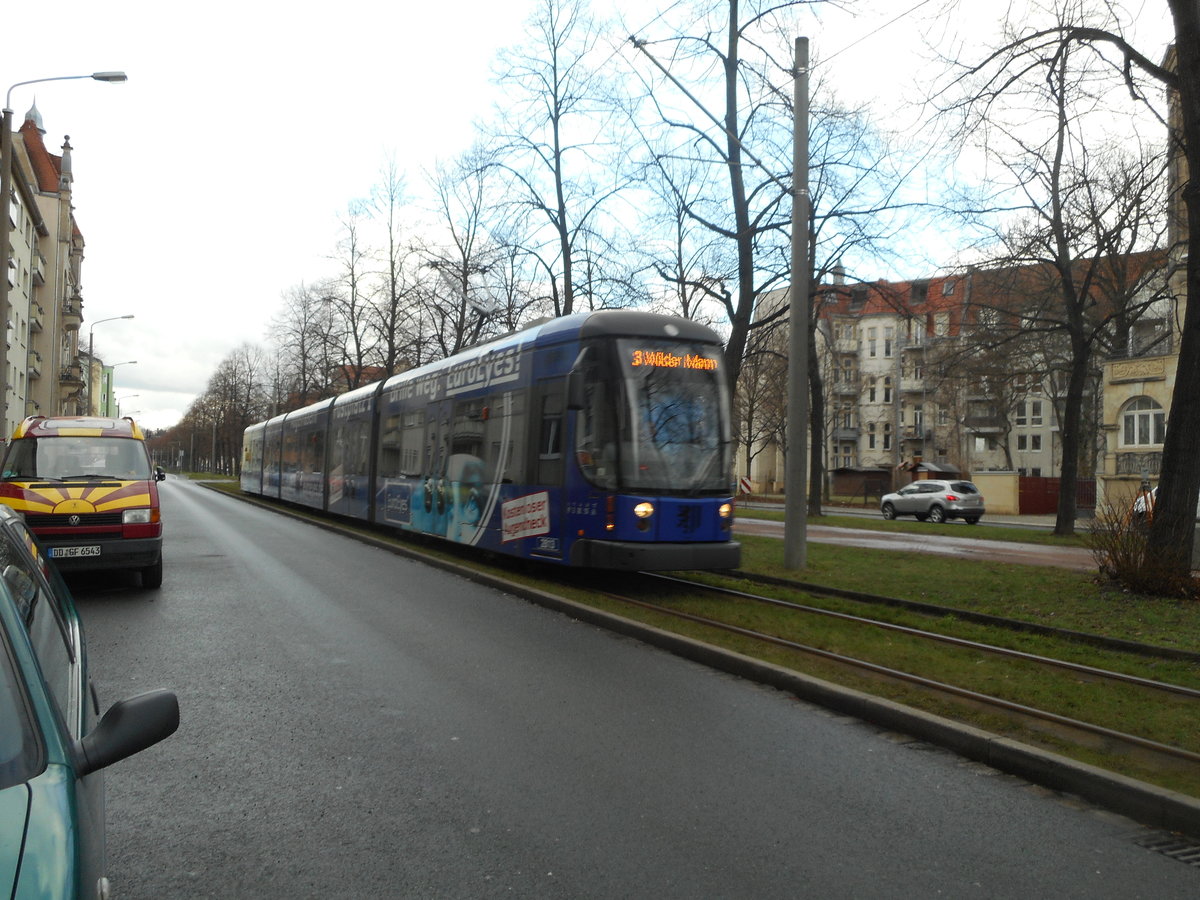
[880,479,985,524]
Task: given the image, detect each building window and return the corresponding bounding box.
[883,423,892,451]
[934,313,950,336]
[1120,397,1165,447]
[868,422,876,449]
[867,327,877,357]
[883,377,892,403]
[884,327,894,357]
[868,380,877,403]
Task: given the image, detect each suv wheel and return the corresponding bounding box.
[928,506,946,524]
[881,502,896,520]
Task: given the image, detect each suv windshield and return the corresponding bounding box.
[3,436,152,481]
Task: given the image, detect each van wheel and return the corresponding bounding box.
[928,506,946,524]
[141,556,163,590]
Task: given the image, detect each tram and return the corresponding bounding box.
[241,310,740,570]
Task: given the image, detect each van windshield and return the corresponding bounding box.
[2,437,152,481]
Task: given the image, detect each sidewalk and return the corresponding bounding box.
[740,499,1075,531]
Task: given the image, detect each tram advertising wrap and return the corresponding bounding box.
[241,311,740,570]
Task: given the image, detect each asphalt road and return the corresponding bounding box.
[70,478,1197,898]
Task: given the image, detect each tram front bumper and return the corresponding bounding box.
[570,539,741,571]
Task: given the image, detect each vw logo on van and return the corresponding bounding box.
[68,515,82,526]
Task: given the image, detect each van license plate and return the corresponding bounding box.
[51,546,101,558]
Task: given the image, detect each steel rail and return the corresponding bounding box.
[596,586,1200,766]
[645,573,1200,700]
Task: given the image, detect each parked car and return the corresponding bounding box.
[0,503,178,899]
[880,479,986,524]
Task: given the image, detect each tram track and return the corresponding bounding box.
[576,570,1200,775]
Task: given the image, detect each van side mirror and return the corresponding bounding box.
[155,466,166,482]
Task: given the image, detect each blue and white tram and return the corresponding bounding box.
[241,310,741,570]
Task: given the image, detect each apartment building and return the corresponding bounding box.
[4,104,87,436]
[740,252,1170,496]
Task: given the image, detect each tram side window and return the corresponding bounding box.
[281,430,300,477]
[486,392,525,484]
[378,413,403,479]
[302,426,324,478]
[399,409,424,477]
[535,387,563,484]
[576,380,618,491]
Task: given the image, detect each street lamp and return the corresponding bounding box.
[1,71,127,428]
[103,360,137,416]
[116,394,138,417]
[86,314,134,414]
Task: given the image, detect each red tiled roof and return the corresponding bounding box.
[18,118,62,192]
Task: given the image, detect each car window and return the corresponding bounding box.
[0,630,43,789]
[0,522,76,728]
[950,482,978,494]
[920,483,939,493]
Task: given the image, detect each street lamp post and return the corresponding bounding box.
[103,359,137,415]
[86,314,134,414]
[1,71,127,429]
[116,394,138,418]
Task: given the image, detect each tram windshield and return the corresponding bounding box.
[575,338,731,493]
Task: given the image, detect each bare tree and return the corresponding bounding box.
[329,201,375,388]
[938,3,1172,535]
[491,0,629,316]
[272,279,344,408]
[367,157,418,376]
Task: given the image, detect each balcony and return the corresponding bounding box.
[32,251,47,287]
[965,415,1005,433]
[27,351,41,380]
[59,363,84,389]
[831,426,860,442]
[903,427,933,442]
[62,299,83,332]
[29,303,43,333]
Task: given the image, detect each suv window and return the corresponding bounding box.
[949,482,978,494]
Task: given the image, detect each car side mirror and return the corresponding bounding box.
[75,689,179,777]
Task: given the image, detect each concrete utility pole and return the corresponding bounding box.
[784,37,810,570]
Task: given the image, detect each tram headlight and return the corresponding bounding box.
[633,502,655,519]
[718,502,733,530]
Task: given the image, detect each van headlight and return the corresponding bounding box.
[123,508,153,525]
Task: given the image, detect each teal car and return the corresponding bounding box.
[0,504,178,898]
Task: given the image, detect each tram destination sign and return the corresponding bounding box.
[629,349,719,371]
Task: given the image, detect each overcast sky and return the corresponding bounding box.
[4,0,1174,430]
